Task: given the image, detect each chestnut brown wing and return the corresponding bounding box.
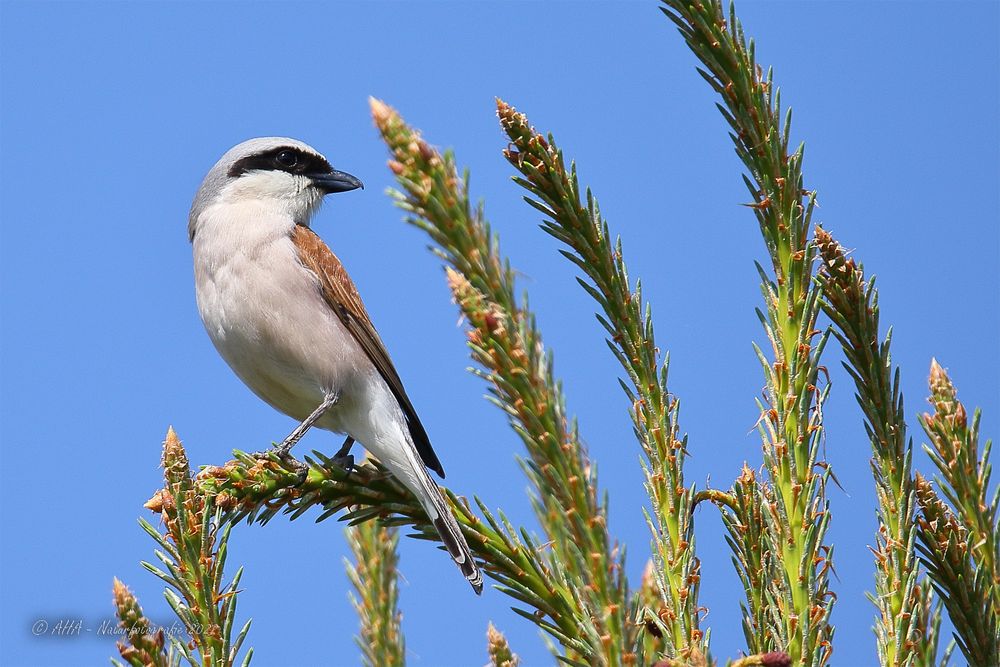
[291,225,444,477]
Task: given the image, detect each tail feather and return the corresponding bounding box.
[431,503,484,593]
[415,465,484,594]
[366,422,483,594]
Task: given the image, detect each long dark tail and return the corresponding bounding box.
[411,460,483,594]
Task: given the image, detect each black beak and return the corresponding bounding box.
[309,169,364,194]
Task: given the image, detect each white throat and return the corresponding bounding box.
[219,171,323,228]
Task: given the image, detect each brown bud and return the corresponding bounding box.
[144,489,166,514]
[760,652,792,667]
[417,139,436,163]
[954,402,967,428]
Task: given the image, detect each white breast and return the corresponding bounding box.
[191,198,368,429]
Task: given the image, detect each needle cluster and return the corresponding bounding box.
[115,429,252,667]
[659,2,833,664]
[372,97,631,665]
[487,623,521,667]
[345,519,405,667]
[814,229,928,666]
[914,363,999,666]
[155,443,617,663]
[496,99,705,661]
[111,578,173,667]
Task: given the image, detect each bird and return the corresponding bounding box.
[188,136,483,594]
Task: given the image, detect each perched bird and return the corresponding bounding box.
[189,137,483,594]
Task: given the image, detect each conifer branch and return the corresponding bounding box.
[345,518,405,667]
[155,443,610,663]
[370,98,631,664]
[487,623,521,667]
[720,464,775,655]
[637,561,668,659]
[814,228,922,666]
[914,363,999,665]
[914,475,997,665]
[659,2,834,664]
[909,581,953,667]
[921,361,998,605]
[496,99,704,661]
[111,578,175,667]
[130,429,252,667]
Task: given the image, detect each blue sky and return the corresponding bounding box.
[1,2,997,666]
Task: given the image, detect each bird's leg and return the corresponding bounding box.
[271,391,341,460]
[332,436,355,473]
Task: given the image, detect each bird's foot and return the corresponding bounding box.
[332,436,356,476]
[331,453,355,476]
[278,451,310,485]
[249,445,309,481]
[252,391,341,484]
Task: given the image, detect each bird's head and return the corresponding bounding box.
[189,137,363,241]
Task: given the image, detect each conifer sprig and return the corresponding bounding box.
[371,98,631,664]
[495,99,704,661]
[111,578,175,667]
[158,445,610,662]
[921,361,998,603]
[910,581,953,667]
[914,475,997,665]
[659,2,834,664]
[487,623,521,667]
[345,518,405,667]
[914,363,999,665]
[131,429,252,667]
[814,228,921,666]
[637,561,668,658]
[720,464,774,655]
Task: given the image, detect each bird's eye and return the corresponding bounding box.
[275,150,298,168]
